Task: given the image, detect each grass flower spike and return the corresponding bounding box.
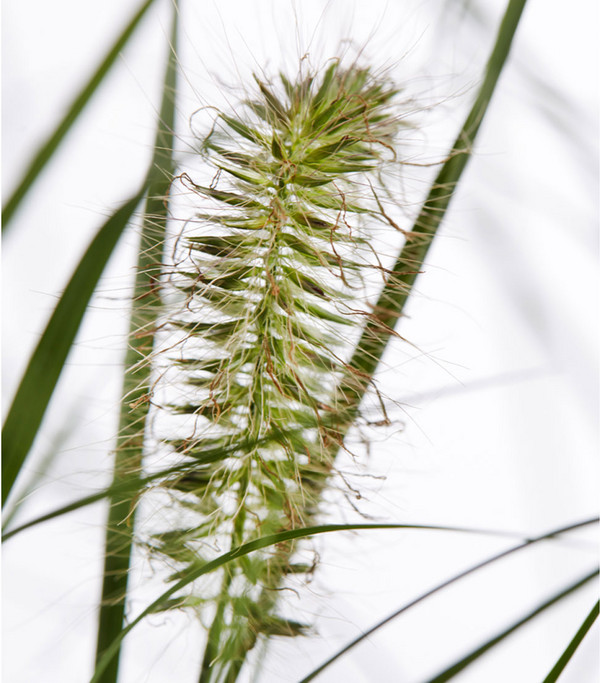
[148,61,405,681]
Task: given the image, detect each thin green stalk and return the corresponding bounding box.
[543,601,599,682]
[200,583,233,680]
[2,0,158,230]
[93,8,178,682]
[426,569,599,683]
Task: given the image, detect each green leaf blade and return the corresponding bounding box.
[543,601,599,683]
[1,190,145,506]
[426,570,598,683]
[2,0,157,230]
[93,5,180,681]
[298,518,599,682]
[90,521,526,683]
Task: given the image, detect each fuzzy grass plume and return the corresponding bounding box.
[145,60,406,681]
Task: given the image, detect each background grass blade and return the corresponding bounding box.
[89,522,510,683]
[1,476,539,544]
[1,408,80,530]
[1,189,146,507]
[3,480,141,542]
[426,569,599,683]
[2,464,189,541]
[298,518,599,682]
[2,490,526,545]
[342,0,528,394]
[543,601,599,682]
[1,0,157,230]
[93,7,179,682]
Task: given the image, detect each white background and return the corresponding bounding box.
[2,1,598,682]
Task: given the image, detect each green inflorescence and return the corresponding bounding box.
[149,60,405,681]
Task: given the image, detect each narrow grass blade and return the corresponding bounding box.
[2,0,157,230]
[2,486,528,542]
[89,522,515,683]
[344,0,528,393]
[4,437,282,539]
[543,601,599,682]
[1,189,146,507]
[3,480,140,542]
[2,463,188,541]
[93,7,179,682]
[1,408,80,530]
[298,517,599,682]
[425,568,598,683]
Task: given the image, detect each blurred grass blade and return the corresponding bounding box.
[543,601,599,682]
[1,189,146,507]
[299,517,599,682]
[2,463,188,541]
[3,480,535,541]
[346,0,528,390]
[1,0,157,230]
[89,522,513,683]
[426,569,599,683]
[3,479,141,541]
[93,6,179,682]
[1,406,80,530]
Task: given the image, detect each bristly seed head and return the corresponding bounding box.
[146,59,406,680]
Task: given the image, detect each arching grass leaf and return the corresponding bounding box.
[2,189,146,506]
[298,518,599,682]
[2,0,157,229]
[426,569,598,683]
